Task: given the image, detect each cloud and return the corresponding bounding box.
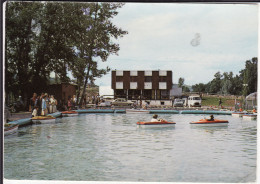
[96,3,258,87]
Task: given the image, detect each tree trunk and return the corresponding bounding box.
[78,63,92,107]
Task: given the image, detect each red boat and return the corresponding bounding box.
[190,119,229,126]
[137,121,176,128]
[62,111,79,117]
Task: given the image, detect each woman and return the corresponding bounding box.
[41,95,48,116]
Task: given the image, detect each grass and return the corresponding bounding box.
[202,96,236,107]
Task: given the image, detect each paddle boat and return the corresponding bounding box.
[4,124,19,136]
[126,109,149,114]
[61,110,79,117]
[232,111,245,118]
[242,114,257,120]
[190,119,229,127]
[136,121,176,128]
[31,115,56,124]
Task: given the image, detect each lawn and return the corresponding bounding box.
[202,96,236,107]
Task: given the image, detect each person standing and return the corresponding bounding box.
[37,93,44,116]
[41,95,47,116]
[29,93,37,112]
[49,95,54,113]
[68,97,72,111]
[219,98,222,106]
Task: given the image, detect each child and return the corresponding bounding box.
[32,106,38,117]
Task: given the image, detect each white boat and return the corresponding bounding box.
[4,124,19,136]
[31,116,56,124]
[126,109,149,114]
[242,114,257,120]
[232,112,245,117]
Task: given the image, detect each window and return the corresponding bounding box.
[145,76,152,82]
[161,90,169,99]
[130,76,138,82]
[159,76,167,82]
[116,76,123,82]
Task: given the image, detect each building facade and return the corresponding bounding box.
[111,70,172,101]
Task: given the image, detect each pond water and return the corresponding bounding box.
[4,113,257,182]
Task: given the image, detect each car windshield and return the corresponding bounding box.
[193,97,201,100]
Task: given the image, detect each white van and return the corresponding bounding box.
[188,96,202,107]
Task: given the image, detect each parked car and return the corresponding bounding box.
[99,101,111,107]
[187,96,202,107]
[111,98,134,106]
[173,99,185,107]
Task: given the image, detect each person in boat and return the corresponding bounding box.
[207,114,214,121]
[151,114,164,122]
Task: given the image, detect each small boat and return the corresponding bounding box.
[126,109,149,114]
[137,121,176,128]
[242,114,257,120]
[190,119,229,126]
[31,116,56,124]
[4,124,19,136]
[232,112,245,117]
[62,111,79,117]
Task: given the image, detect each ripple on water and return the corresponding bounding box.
[4,113,257,182]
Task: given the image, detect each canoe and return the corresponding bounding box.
[62,111,79,117]
[242,114,257,120]
[31,116,56,124]
[126,109,149,114]
[190,119,229,126]
[4,124,19,136]
[137,121,176,128]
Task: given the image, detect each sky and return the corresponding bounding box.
[95,3,258,94]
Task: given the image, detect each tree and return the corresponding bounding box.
[209,71,222,94]
[192,83,206,93]
[5,2,43,103]
[68,3,128,106]
[239,57,257,96]
[221,72,233,95]
[178,77,184,88]
[5,2,128,107]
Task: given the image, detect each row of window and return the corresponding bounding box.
[114,89,170,100]
[115,70,168,77]
[116,76,167,82]
[115,82,167,90]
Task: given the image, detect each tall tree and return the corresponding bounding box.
[68,3,128,106]
[178,77,184,88]
[240,57,257,96]
[209,71,222,94]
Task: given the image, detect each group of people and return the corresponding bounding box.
[30,93,57,117]
[67,95,77,111]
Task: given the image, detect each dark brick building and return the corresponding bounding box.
[47,83,77,106]
[111,70,172,100]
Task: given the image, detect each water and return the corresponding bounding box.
[4,113,257,182]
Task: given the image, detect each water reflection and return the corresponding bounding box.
[4,113,257,182]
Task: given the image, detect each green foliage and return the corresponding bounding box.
[5,2,127,103]
[178,77,184,88]
[192,83,207,93]
[191,57,257,96]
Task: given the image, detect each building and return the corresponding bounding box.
[47,82,77,107]
[111,70,173,106]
